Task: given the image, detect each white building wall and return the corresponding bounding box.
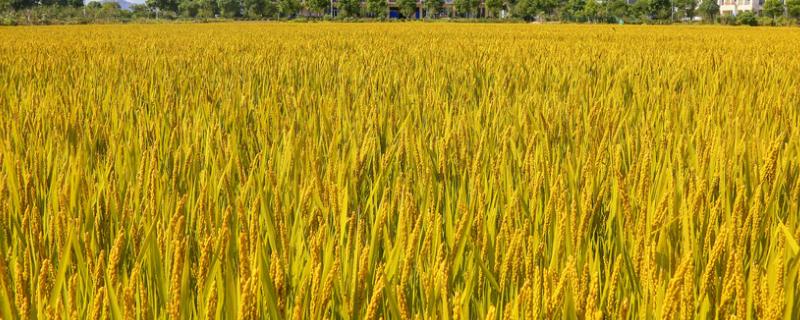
[719,0,766,15]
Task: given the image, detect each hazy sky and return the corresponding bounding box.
[94,0,146,3]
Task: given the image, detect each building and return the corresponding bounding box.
[719,0,766,15]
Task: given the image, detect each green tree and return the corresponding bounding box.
[365,0,387,17]
[217,0,241,17]
[196,0,218,17]
[697,0,718,22]
[423,0,442,17]
[469,0,480,16]
[9,0,35,10]
[485,0,503,17]
[131,4,154,17]
[583,0,598,21]
[762,0,783,20]
[103,2,122,10]
[513,0,541,20]
[397,0,417,18]
[338,0,360,16]
[539,0,559,16]
[513,0,531,19]
[147,0,180,13]
[649,0,671,19]
[607,0,628,20]
[563,0,585,21]
[504,0,517,14]
[66,0,83,7]
[736,10,757,25]
[98,2,122,18]
[630,0,650,20]
[597,0,610,19]
[179,0,201,16]
[306,0,329,16]
[453,0,467,16]
[276,0,300,17]
[453,0,479,16]
[243,0,267,17]
[675,0,697,20]
[789,0,800,18]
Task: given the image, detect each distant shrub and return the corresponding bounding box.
[0,15,16,25]
[757,16,775,26]
[737,11,758,26]
[719,14,737,25]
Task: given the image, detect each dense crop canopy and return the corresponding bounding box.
[0,23,799,319]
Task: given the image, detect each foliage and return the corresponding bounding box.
[583,0,599,21]
[196,0,218,17]
[242,0,273,18]
[790,0,800,19]
[762,0,784,20]
[101,1,122,13]
[217,0,241,17]
[562,0,585,21]
[737,10,758,25]
[423,0,442,17]
[365,0,388,18]
[338,0,361,17]
[147,0,180,14]
[397,0,417,18]
[9,0,34,10]
[675,0,697,20]
[179,0,201,17]
[649,0,672,20]
[514,0,558,20]
[276,0,300,17]
[131,4,154,18]
[606,0,629,20]
[698,0,719,22]
[454,0,480,17]
[485,0,504,18]
[306,0,330,16]
[514,0,537,20]
[2,0,800,24]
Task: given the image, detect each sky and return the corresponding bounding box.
[92,0,146,3]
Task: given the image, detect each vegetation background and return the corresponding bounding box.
[1,0,800,25]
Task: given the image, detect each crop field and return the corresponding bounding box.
[1,23,800,319]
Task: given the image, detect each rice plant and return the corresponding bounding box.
[0,23,799,319]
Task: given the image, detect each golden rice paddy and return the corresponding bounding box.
[0,23,799,319]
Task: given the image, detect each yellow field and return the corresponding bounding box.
[1,23,799,319]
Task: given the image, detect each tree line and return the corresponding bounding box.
[2,0,800,25]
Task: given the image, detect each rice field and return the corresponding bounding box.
[1,23,800,320]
